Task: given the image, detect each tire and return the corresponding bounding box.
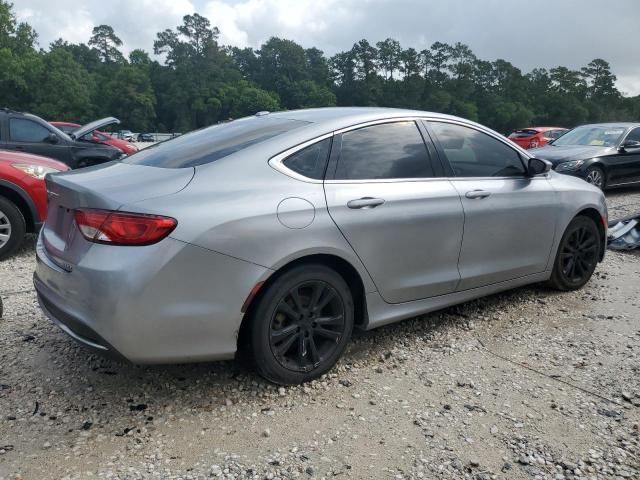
[548,216,600,291]
[584,165,606,190]
[248,264,354,385]
[0,196,26,261]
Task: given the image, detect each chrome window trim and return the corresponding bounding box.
[268,132,334,184]
[269,116,538,183]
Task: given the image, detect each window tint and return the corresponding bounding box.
[10,118,50,142]
[431,122,526,178]
[283,138,331,179]
[124,116,308,168]
[334,122,433,180]
[626,127,640,142]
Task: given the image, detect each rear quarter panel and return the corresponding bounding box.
[123,153,377,294]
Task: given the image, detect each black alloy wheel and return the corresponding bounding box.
[549,216,600,290]
[249,264,354,385]
[269,280,346,373]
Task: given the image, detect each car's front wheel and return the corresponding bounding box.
[249,264,354,385]
[0,196,26,261]
[548,216,600,291]
[585,165,606,190]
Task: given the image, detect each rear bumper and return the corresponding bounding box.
[35,280,128,362]
[34,233,270,364]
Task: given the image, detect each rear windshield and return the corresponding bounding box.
[123,116,308,168]
[509,129,538,138]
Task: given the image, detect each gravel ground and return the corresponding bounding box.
[1,189,639,480]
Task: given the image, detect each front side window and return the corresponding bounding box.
[282,138,331,180]
[334,121,433,180]
[625,127,640,143]
[10,118,51,143]
[430,122,526,178]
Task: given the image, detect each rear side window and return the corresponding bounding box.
[10,118,50,142]
[283,138,331,179]
[334,122,434,180]
[124,116,308,168]
[431,122,526,178]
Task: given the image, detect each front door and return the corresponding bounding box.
[428,120,558,291]
[6,116,70,163]
[613,127,640,185]
[324,120,464,304]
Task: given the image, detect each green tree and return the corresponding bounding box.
[104,65,156,130]
[88,25,125,63]
[29,49,94,121]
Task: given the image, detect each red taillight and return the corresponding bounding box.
[74,209,177,246]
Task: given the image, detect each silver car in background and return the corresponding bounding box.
[34,108,607,384]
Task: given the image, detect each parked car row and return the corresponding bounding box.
[0,108,124,169]
[50,122,138,155]
[508,122,640,190]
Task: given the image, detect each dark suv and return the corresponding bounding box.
[0,108,123,169]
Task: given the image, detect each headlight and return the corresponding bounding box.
[556,160,585,171]
[11,163,64,179]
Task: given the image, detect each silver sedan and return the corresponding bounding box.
[34,108,607,384]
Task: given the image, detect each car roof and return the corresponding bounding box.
[577,122,640,129]
[265,107,468,130]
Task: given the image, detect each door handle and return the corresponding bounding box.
[347,197,385,209]
[465,190,491,199]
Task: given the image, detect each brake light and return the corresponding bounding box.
[74,209,177,246]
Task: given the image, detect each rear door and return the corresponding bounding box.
[428,120,558,291]
[324,120,464,304]
[6,116,71,163]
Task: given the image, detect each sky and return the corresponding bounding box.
[14,0,640,96]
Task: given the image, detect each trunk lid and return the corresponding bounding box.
[42,162,194,268]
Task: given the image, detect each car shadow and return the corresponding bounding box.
[39,282,553,405]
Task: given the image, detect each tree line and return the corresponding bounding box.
[1,1,638,134]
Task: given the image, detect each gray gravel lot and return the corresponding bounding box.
[1,188,639,480]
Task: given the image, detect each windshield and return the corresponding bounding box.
[123,116,308,168]
[552,126,625,147]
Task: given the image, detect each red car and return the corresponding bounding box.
[50,121,139,155]
[508,127,568,149]
[0,150,69,259]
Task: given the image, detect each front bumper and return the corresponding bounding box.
[34,234,270,364]
[552,166,589,181]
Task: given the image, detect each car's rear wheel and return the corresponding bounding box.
[548,216,600,291]
[249,264,354,385]
[585,165,606,190]
[0,196,26,261]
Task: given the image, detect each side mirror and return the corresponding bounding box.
[620,140,640,151]
[47,132,59,144]
[528,157,552,176]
